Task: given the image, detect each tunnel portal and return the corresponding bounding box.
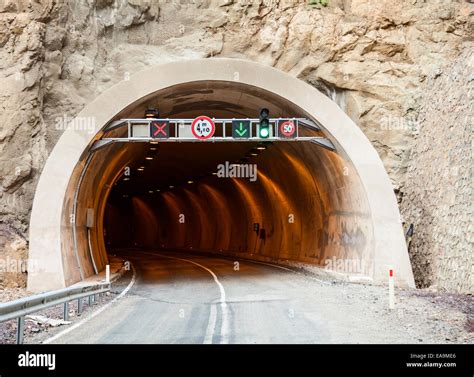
[27,59,415,292]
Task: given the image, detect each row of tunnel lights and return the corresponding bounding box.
[119,141,271,197]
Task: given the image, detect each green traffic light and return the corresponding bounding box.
[259,127,269,138]
[259,108,270,138]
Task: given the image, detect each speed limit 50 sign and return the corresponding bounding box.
[191,116,216,140]
[278,120,297,139]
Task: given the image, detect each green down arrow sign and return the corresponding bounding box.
[232,120,250,138]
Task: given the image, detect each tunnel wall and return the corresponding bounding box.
[60,141,153,286]
[27,58,414,292]
[104,141,374,277]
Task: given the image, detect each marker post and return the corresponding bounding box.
[389,269,395,309]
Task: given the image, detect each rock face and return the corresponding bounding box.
[0,223,27,288]
[401,48,473,293]
[0,0,472,292]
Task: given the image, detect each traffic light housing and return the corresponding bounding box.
[145,108,159,119]
[259,108,270,138]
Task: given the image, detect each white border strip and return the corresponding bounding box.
[43,265,137,344]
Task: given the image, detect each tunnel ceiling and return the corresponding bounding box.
[111,80,312,120]
[105,80,325,196]
[112,142,270,194]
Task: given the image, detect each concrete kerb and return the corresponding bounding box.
[70,255,128,288]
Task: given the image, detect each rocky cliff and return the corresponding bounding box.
[0,0,472,291]
[401,48,473,293]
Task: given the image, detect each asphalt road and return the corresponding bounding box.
[45,250,448,344]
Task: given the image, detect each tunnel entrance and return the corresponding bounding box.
[27,59,414,292]
[103,136,346,263]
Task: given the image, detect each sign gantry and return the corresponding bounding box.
[91,116,335,152]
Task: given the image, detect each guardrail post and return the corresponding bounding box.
[63,302,69,321]
[77,298,83,315]
[17,316,25,344]
[89,295,93,306]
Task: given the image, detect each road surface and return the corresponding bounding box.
[45,250,451,344]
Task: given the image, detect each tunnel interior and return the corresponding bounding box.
[60,81,374,286]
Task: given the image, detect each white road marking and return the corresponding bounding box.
[240,258,332,286]
[147,252,230,344]
[203,303,217,344]
[43,264,137,344]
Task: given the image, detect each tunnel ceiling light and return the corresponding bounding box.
[247,149,260,157]
[256,144,267,150]
[137,167,145,171]
[150,140,159,145]
[169,185,174,188]
[156,189,161,192]
[188,180,194,184]
[150,147,158,151]
[123,177,130,181]
[212,172,217,175]
[122,194,129,198]
[148,190,154,194]
[145,156,154,160]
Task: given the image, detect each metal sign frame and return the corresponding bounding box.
[91,117,335,152]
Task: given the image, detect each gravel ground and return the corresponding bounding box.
[366,284,473,344]
[398,288,474,342]
[0,287,30,303]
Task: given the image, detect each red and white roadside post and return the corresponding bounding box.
[106,264,110,284]
[389,269,395,309]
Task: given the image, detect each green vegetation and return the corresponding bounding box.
[308,0,329,6]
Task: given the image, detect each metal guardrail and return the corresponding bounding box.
[0,282,110,344]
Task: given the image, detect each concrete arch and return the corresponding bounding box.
[27,58,415,292]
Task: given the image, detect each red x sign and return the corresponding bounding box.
[150,121,170,139]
